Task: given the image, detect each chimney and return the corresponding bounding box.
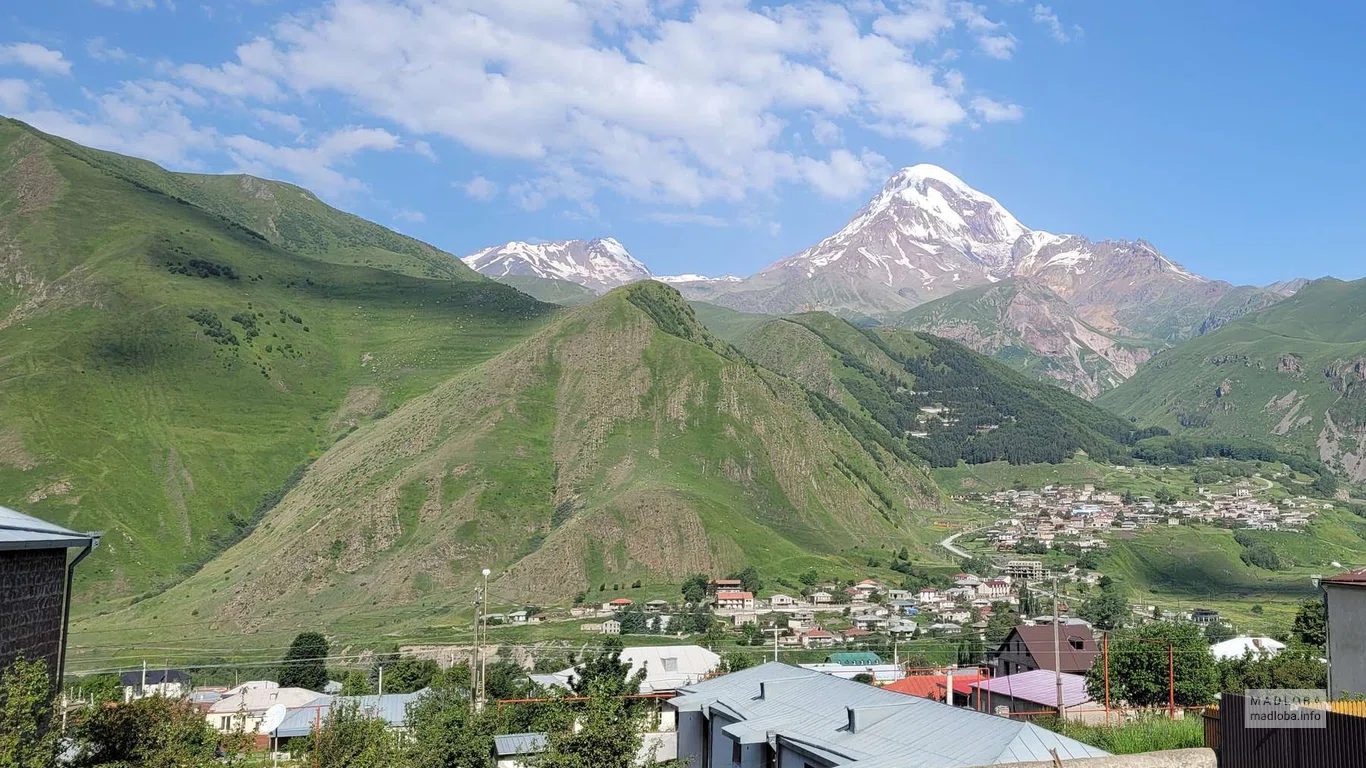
[846,704,904,733]
[759,677,808,700]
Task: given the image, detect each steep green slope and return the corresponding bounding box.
[0,118,554,603]
[687,301,771,343]
[736,313,1156,468]
[898,278,1155,399]
[492,275,599,306]
[74,283,946,650]
[1099,278,1366,483]
[6,118,475,280]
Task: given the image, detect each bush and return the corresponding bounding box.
[1040,716,1204,754]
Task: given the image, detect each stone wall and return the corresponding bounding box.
[0,547,68,676]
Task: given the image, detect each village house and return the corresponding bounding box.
[769,594,799,608]
[810,590,833,605]
[802,629,838,648]
[600,619,621,635]
[207,685,322,734]
[121,669,190,702]
[992,625,1098,677]
[716,591,755,611]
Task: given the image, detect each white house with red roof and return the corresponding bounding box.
[715,591,754,611]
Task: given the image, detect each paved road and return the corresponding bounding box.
[939,527,982,559]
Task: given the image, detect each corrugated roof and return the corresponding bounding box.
[0,505,99,551]
[1323,567,1366,587]
[270,690,429,738]
[973,669,1093,708]
[671,662,1107,767]
[549,645,720,694]
[494,732,549,756]
[826,652,883,665]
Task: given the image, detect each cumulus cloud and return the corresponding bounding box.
[1032,4,1078,42]
[412,140,437,162]
[15,80,217,168]
[0,79,30,112]
[223,126,401,195]
[0,43,73,76]
[394,208,426,223]
[254,108,303,134]
[971,96,1023,122]
[85,37,133,63]
[460,175,499,201]
[166,0,1020,207]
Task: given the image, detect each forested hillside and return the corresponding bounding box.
[736,314,1162,468]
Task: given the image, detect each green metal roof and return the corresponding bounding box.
[825,652,883,666]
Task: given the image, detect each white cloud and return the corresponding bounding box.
[1032,4,1078,42]
[223,126,401,195]
[797,148,891,199]
[0,79,30,112]
[970,96,1023,122]
[394,208,426,223]
[0,43,73,76]
[254,108,303,134]
[646,212,729,226]
[952,2,1015,59]
[872,0,954,44]
[768,221,782,236]
[15,80,217,169]
[85,37,132,63]
[412,140,437,162]
[92,0,160,9]
[461,175,499,201]
[167,0,1014,207]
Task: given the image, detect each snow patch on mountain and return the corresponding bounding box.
[656,274,743,284]
[463,237,651,292]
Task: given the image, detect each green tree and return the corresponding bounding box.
[729,566,761,594]
[1291,599,1327,649]
[1216,646,1327,693]
[798,569,819,587]
[1,657,58,768]
[1311,471,1338,498]
[340,669,374,696]
[1017,585,1036,617]
[73,695,221,768]
[279,631,330,691]
[1085,622,1218,708]
[385,658,438,694]
[69,673,122,706]
[569,639,644,698]
[681,573,709,604]
[719,652,755,674]
[1079,591,1129,631]
[406,688,516,768]
[1204,620,1236,646]
[539,681,644,768]
[984,609,1017,647]
[306,701,403,768]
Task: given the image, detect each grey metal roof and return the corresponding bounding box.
[671,662,1108,768]
[493,732,549,756]
[270,689,429,738]
[0,505,99,551]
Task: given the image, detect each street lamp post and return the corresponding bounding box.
[480,568,491,710]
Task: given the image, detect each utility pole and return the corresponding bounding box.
[479,568,491,711]
[141,660,146,700]
[377,664,384,697]
[472,585,484,711]
[1052,577,1063,720]
[770,628,781,662]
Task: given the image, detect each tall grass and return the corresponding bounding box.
[1038,715,1206,754]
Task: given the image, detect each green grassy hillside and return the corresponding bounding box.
[0,118,554,603]
[71,283,950,655]
[736,313,1156,468]
[1099,277,1366,484]
[492,275,599,306]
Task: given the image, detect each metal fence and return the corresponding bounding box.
[1210,693,1366,768]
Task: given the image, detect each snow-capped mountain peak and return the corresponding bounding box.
[656,274,743,284]
[462,237,651,292]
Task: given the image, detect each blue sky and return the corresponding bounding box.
[2,0,1363,284]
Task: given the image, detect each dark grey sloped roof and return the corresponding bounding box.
[672,662,1107,768]
[494,732,549,756]
[0,505,100,551]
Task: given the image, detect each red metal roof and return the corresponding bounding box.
[883,675,949,701]
[609,598,633,605]
[717,591,753,600]
[1323,568,1366,587]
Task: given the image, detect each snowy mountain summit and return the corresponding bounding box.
[744,163,1204,316]
[463,237,651,292]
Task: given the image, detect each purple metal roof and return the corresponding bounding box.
[972,669,1093,708]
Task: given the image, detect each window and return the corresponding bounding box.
[1068,636,1085,650]
[662,657,679,672]
[220,716,231,730]
[731,738,741,764]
